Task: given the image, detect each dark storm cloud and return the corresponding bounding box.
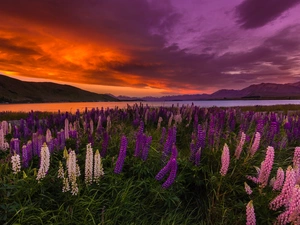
[0,37,40,56]
[0,0,300,95]
[235,0,300,29]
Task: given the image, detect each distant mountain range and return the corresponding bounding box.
[118,82,300,101]
[0,75,118,103]
[1,74,300,103]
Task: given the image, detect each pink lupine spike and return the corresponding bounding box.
[246,200,256,225]
[220,143,230,176]
[258,146,275,188]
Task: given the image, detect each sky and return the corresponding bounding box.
[1,0,300,97]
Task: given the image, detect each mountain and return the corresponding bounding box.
[0,74,118,103]
[118,82,300,101]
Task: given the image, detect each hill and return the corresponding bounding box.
[0,75,118,103]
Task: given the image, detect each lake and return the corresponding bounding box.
[1,100,300,112]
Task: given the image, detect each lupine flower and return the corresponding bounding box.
[234,132,246,159]
[21,145,29,168]
[258,146,275,188]
[64,118,69,139]
[36,143,50,181]
[62,177,70,192]
[288,184,300,224]
[194,147,202,166]
[246,200,256,225]
[141,136,152,161]
[106,116,111,132]
[90,119,94,135]
[11,152,21,174]
[168,112,173,127]
[270,166,296,210]
[293,147,300,183]
[250,132,261,157]
[94,149,104,184]
[157,117,163,130]
[67,149,80,195]
[162,158,177,189]
[85,143,94,184]
[155,159,172,181]
[45,129,52,143]
[70,175,79,195]
[273,167,285,191]
[244,182,253,195]
[114,135,128,174]
[57,161,65,179]
[101,131,109,157]
[220,143,230,176]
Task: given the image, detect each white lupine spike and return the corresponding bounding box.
[36,143,50,181]
[85,143,93,185]
[94,149,104,184]
[11,152,21,174]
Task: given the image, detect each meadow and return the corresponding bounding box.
[1,103,300,224]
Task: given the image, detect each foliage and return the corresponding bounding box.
[1,104,300,224]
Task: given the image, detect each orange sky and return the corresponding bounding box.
[1,0,300,97]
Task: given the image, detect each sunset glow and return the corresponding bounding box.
[1,0,300,97]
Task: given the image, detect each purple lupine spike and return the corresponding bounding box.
[101,131,109,157]
[256,119,264,135]
[172,126,177,145]
[47,139,54,154]
[22,145,29,168]
[194,147,202,166]
[162,158,178,189]
[37,135,43,157]
[155,159,172,181]
[60,130,65,149]
[88,133,94,147]
[159,127,166,145]
[171,144,178,159]
[141,136,152,161]
[10,138,20,155]
[114,135,128,174]
[189,139,197,162]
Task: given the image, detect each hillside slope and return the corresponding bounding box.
[0,75,118,103]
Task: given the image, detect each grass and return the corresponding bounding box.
[1,104,300,224]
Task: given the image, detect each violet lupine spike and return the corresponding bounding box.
[171,144,178,159]
[114,135,128,174]
[155,159,172,181]
[162,128,174,159]
[258,146,275,188]
[141,136,152,161]
[101,131,109,157]
[26,140,33,163]
[22,145,29,168]
[159,127,166,145]
[37,135,43,157]
[194,147,202,166]
[220,143,230,176]
[189,140,197,162]
[162,158,178,189]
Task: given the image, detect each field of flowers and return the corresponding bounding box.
[1,103,300,224]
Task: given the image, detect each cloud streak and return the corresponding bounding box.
[0,0,300,96]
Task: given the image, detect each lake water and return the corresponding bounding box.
[1,100,300,112]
